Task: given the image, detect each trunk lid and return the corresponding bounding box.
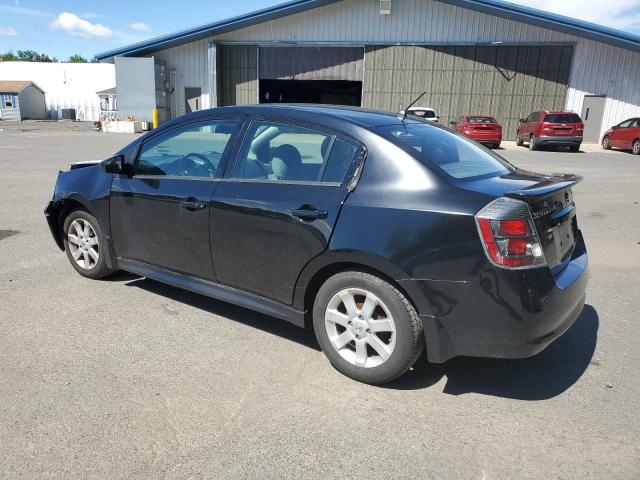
[461,170,581,272]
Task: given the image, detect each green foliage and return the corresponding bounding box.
[0,50,19,62]
[0,50,58,62]
[68,54,88,63]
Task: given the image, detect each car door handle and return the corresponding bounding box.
[180,200,207,211]
[292,206,328,220]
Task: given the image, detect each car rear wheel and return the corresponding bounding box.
[529,134,537,151]
[602,136,610,150]
[569,145,580,152]
[515,132,523,146]
[313,271,424,384]
[633,140,640,155]
[62,209,114,279]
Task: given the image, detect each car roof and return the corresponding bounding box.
[201,104,424,128]
[407,106,435,111]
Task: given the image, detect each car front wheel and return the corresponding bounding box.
[313,271,424,384]
[602,136,610,150]
[62,209,114,279]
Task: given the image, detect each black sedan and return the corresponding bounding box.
[45,105,588,384]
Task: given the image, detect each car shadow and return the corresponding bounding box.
[385,304,599,400]
[122,277,321,351]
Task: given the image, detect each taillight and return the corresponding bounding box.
[475,197,546,269]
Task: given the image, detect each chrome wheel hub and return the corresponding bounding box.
[324,288,396,369]
[67,218,99,270]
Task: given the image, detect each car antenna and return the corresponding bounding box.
[399,91,427,120]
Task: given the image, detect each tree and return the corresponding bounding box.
[0,51,19,62]
[16,50,58,62]
[68,54,88,63]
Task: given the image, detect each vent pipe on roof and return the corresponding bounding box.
[380,0,391,15]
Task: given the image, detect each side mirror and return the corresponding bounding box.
[611,126,617,130]
[519,118,525,123]
[449,120,456,125]
[101,155,128,175]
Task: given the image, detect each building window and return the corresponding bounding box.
[2,94,14,108]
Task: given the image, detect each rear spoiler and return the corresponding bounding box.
[506,173,583,199]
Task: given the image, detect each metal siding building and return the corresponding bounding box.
[97,0,640,141]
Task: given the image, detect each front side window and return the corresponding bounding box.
[617,120,633,128]
[376,123,513,181]
[233,121,332,182]
[136,119,238,177]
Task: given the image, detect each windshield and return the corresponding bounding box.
[468,116,497,123]
[544,113,581,123]
[409,109,436,118]
[376,123,513,181]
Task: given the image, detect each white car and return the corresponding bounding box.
[404,107,439,123]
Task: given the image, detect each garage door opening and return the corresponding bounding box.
[260,79,362,106]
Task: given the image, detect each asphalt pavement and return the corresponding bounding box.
[1,126,639,479]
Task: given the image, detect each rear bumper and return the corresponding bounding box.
[468,134,502,144]
[411,231,589,363]
[537,135,582,146]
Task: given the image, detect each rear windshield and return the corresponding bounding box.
[468,116,497,123]
[376,123,513,181]
[409,109,436,118]
[544,113,581,123]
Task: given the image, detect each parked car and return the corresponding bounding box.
[44,105,588,385]
[602,118,640,155]
[403,106,439,123]
[450,115,502,148]
[516,111,584,151]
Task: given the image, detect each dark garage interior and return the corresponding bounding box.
[259,79,362,106]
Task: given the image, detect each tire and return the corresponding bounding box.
[62,209,114,279]
[494,142,501,149]
[515,132,523,146]
[313,271,424,384]
[569,145,580,152]
[529,134,537,151]
[602,136,610,150]
[633,140,640,156]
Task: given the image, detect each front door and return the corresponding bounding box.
[110,117,241,280]
[581,95,606,143]
[211,119,362,304]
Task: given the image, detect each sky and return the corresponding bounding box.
[1,0,639,60]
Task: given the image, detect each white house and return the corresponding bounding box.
[0,62,115,121]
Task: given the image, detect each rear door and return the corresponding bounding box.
[211,118,363,304]
[110,117,242,280]
[620,119,640,148]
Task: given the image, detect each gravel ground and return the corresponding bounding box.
[0,128,639,479]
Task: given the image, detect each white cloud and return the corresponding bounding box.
[128,22,152,33]
[511,0,640,32]
[0,26,18,37]
[50,12,113,39]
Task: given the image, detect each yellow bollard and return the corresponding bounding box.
[152,108,159,129]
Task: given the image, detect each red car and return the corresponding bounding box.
[450,115,502,148]
[602,118,640,155]
[516,111,583,151]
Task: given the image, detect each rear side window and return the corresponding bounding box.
[468,116,497,123]
[376,123,513,181]
[544,113,582,123]
[322,138,359,183]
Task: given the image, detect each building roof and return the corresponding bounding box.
[0,80,43,94]
[95,0,640,60]
[96,87,117,95]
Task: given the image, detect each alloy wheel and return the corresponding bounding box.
[324,288,396,368]
[633,140,640,155]
[602,136,610,150]
[67,218,99,270]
